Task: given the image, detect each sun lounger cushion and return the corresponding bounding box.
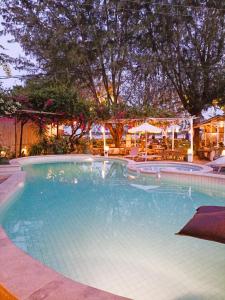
[177,206,225,244]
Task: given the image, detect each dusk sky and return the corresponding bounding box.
[0,18,26,88]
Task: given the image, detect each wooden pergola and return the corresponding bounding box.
[14,109,64,157]
[194,115,225,147]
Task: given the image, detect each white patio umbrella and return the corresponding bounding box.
[128,122,162,158]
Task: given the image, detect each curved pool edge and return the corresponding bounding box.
[1,154,225,299]
[126,160,213,175]
[0,227,130,300]
[0,155,131,300]
[6,153,225,200]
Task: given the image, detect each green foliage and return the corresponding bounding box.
[0,43,12,77]
[11,79,96,148]
[1,1,225,117]
[95,102,176,120]
[92,139,103,148]
[75,138,91,154]
[0,86,21,116]
[48,136,70,154]
[29,143,44,156]
[29,136,71,156]
[12,80,79,113]
[138,2,225,115]
[0,97,21,116]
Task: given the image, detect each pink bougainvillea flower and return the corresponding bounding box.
[45,99,54,108]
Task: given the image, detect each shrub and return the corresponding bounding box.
[50,136,70,154]
[29,143,43,156]
[28,136,71,156]
[75,138,91,154]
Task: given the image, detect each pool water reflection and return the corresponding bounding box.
[0,160,225,300]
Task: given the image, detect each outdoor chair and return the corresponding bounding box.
[206,156,225,173]
[125,147,139,160]
[209,164,225,173]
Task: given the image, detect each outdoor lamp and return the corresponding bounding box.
[187,148,193,155]
[104,145,109,157]
[0,150,6,157]
[101,126,105,133]
[219,121,224,128]
[22,147,28,156]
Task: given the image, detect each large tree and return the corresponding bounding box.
[0,1,137,102]
[138,1,225,116]
[1,0,142,146]
[1,1,225,127]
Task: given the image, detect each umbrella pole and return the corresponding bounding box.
[145,131,147,161]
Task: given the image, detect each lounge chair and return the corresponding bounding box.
[125,147,139,160]
[211,164,225,173]
[208,156,225,173]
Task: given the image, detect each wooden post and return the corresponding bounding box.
[145,131,147,161]
[101,126,106,154]
[216,125,219,147]
[56,121,59,139]
[19,121,24,157]
[204,126,207,146]
[14,115,17,158]
[172,124,175,151]
[190,117,193,162]
[223,121,225,146]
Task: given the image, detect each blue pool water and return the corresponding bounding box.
[0,159,225,300]
[135,163,203,172]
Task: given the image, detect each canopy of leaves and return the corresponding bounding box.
[138,1,225,115]
[0,85,21,116]
[11,79,95,121]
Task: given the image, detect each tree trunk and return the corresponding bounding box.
[69,135,75,152]
[107,123,124,148]
[14,116,17,158]
[193,127,201,152]
[19,121,25,157]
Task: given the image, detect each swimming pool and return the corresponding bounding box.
[1,159,225,300]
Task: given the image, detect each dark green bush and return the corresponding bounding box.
[29,143,43,156]
[50,137,70,154]
[75,138,91,154]
[28,136,71,156]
